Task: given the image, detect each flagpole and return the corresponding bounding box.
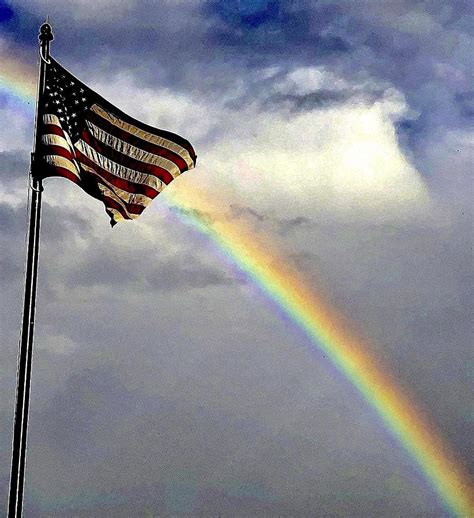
[8,22,53,518]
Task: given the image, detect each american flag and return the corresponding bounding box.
[37,58,197,226]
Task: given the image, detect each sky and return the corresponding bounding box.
[0,0,472,516]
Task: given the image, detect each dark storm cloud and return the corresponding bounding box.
[3,1,215,93]
[4,0,472,159]
[204,0,350,56]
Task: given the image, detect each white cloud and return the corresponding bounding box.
[275,66,349,95]
[395,11,440,35]
[78,71,431,224]
[199,94,430,221]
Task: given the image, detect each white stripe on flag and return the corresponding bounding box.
[43,114,61,126]
[42,134,72,151]
[44,155,81,178]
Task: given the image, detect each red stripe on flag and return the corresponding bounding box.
[46,145,76,162]
[42,124,67,138]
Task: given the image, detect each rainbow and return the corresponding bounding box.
[166,189,473,518]
[1,57,473,517]
[0,55,37,105]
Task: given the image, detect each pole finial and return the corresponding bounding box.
[39,21,53,43]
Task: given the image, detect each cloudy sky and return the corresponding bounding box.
[0,0,472,516]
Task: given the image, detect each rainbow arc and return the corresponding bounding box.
[167,190,473,518]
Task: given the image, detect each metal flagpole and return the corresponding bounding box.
[8,21,53,518]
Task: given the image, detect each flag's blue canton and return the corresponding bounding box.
[43,63,93,142]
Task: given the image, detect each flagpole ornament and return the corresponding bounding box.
[38,22,53,63]
[39,21,53,43]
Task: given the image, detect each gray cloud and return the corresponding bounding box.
[0,201,26,235]
[168,205,216,226]
[66,244,236,292]
[264,89,356,111]
[0,151,30,185]
[229,204,312,234]
[20,282,452,516]
[229,204,266,222]
[455,91,474,118]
